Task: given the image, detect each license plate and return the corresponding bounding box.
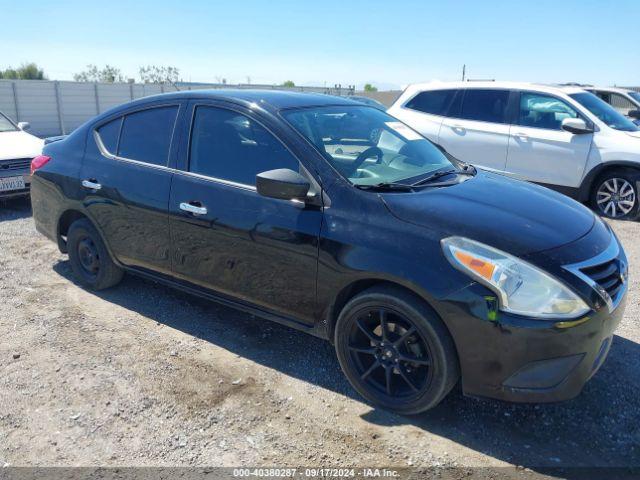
[0,176,26,192]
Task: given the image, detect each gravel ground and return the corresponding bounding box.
[1,197,639,475]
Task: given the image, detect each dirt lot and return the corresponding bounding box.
[1,197,639,474]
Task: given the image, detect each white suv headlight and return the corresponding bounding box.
[441,237,590,319]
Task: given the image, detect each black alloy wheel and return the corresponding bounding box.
[335,286,459,414]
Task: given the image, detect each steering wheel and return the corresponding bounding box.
[351,147,384,172]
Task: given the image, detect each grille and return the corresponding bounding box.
[0,158,31,172]
[580,259,624,300]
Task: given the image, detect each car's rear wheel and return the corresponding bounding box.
[591,170,639,220]
[67,218,123,290]
[334,286,459,414]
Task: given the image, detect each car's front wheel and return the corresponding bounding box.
[67,218,124,290]
[334,286,459,414]
[591,170,639,220]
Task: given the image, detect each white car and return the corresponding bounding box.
[585,86,640,125]
[388,81,640,219]
[0,111,44,200]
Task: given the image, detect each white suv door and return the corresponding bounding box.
[505,91,593,188]
[437,89,511,173]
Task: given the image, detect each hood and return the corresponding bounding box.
[382,171,595,256]
[0,130,44,160]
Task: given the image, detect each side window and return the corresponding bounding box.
[118,106,178,166]
[189,106,299,186]
[405,89,456,116]
[96,117,122,154]
[518,92,579,130]
[460,89,510,124]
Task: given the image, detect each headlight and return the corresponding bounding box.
[441,237,589,319]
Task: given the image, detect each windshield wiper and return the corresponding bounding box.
[355,182,414,192]
[411,165,475,186]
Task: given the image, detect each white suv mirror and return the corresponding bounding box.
[561,118,592,134]
[17,121,31,131]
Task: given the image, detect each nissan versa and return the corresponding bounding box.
[30,91,628,414]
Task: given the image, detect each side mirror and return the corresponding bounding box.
[628,109,640,120]
[561,118,593,134]
[256,168,311,201]
[17,122,31,131]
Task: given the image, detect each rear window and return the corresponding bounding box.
[118,106,178,166]
[96,117,122,154]
[405,89,457,116]
[460,89,510,124]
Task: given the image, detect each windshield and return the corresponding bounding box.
[569,92,639,132]
[628,91,640,104]
[0,112,18,133]
[282,105,453,186]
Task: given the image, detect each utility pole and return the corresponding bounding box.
[461,64,466,81]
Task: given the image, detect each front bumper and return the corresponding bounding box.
[437,224,628,403]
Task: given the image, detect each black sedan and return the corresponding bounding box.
[30,90,628,413]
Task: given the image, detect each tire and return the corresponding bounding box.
[67,218,123,290]
[334,286,459,415]
[591,169,640,220]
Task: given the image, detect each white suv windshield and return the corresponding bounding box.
[282,105,453,186]
[570,92,639,132]
[0,112,18,133]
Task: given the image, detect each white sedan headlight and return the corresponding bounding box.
[441,237,590,319]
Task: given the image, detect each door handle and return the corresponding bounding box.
[513,132,529,139]
[81,179,102,190]
[179,202,208,215]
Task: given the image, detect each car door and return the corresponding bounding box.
[168,101,323,325]
[438,88,512,172]
[80,103,182,275]
[505,91,593,188]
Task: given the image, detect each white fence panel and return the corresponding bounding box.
[0,81,18,121]
[14,80,60,137]
[97,83,133,113]
[59,81,97,133]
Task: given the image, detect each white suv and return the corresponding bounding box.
[388,81,640,219]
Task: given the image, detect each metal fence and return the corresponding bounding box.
[0,80,358,138]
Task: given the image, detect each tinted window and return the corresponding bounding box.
[96,117,122,154]
[118,106,178,165]
[460,89,509,124]
[519,93,579,130]
[189,106,299,185]
[405,89,456,116]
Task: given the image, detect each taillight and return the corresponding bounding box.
[31,155,51,175]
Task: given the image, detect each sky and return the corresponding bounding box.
[2,0,639,90]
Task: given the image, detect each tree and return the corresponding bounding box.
[282,80,295,87]
[363,83,378,92]
[139,65,181,84]
[0,63,46,80]
[74,64,125,83]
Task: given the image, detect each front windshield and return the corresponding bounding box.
[569,92,639,132]
[0,112,18,133]
[628,91,640,104]
[282,105,453,186]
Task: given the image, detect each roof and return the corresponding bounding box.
[402,81,587,96]
[585,86,636,95]
[121,89,360,112]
